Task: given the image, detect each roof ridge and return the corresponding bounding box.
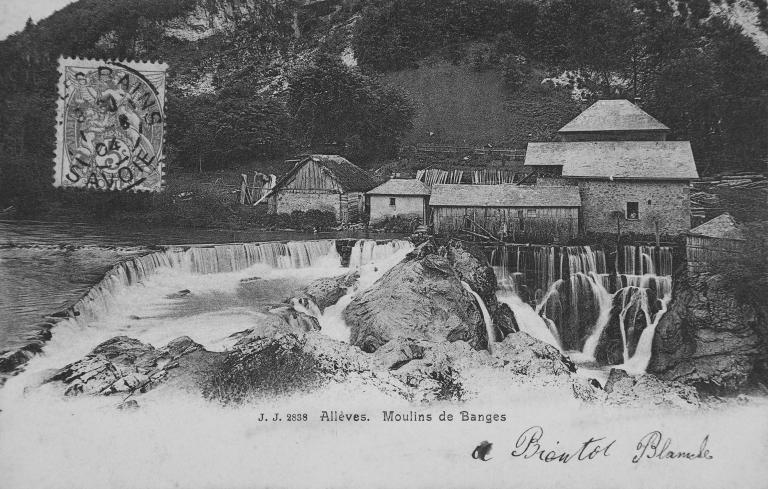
[559,99,670,133]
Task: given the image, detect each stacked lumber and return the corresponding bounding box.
[694,172,767,190]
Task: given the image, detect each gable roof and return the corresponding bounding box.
[367,179,430,196]
[430,184,581,207]
[274,155,377,193]
[688,213,746,240]
[559,99,669,133]
[524,141,699,180]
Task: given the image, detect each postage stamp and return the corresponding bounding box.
[53,57,168,192]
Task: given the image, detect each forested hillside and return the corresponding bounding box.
[1,0,767,215]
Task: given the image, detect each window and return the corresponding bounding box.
[389,197,396,207]
[526,209,538,218]
[626,202,639,220]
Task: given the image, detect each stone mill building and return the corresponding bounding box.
[524,99,699,236]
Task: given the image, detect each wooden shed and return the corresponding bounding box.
[266,155,377,224]
[430,184,581,241]
[686,213,746,273]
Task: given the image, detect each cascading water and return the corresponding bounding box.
[497,290,562,351]
[296,240,415,343]
[489,243,675,372]
[7,239,413,365]
[348,239,412,270]
[461,281,495,353]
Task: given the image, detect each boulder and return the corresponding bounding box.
[603,367,630,393]
[344,250,488,352]
[46,335,209,396]
[493,302,518,338]
[0,349,34,374]
[604,371,700,409]
[297,271,359,311]
[446,241,498,306]
[491,332,575,377]
[650,272,766,394]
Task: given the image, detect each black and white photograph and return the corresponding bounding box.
[0,0,767,488]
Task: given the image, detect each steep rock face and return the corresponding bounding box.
[162,0,271,41]
[344,244,490,352]
[650,272,767,394]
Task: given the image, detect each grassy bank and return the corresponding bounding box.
[1,165,341,232]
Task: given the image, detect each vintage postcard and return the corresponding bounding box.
[1,1,767,488]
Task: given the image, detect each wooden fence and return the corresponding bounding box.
[415,144,526,160]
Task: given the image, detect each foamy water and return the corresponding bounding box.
[1,239,767,488]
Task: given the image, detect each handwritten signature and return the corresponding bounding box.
[471,427,713,463]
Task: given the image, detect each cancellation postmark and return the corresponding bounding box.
[53,57,168,192]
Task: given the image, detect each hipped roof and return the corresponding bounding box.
[524,141,699,180]
[559,99,669,133]
[367,179,431,196]
[430,184,581,207]
[688,213,746,240]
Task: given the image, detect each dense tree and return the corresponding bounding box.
[286,55,415,163]
[167,85,291,171]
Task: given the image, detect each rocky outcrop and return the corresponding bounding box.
[0,322,56,385]
[46,307,321,397]
[344,242,491,352]
[47,335,209,397]
[650,272,767,394]
[296,271,358,311]
[603,368,700,409]
[43,324,705,409]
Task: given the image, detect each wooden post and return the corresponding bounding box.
[239,174,248,205]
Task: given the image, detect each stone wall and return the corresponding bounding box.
[274,191,341,219]
[577,180,690,235]
[369,195,426,223]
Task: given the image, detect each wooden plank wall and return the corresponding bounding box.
[433,206,579,240]
[283,161,341,191]
[686,235,745,272]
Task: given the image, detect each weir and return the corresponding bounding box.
[36,239,413,345]
[489,243,675,373]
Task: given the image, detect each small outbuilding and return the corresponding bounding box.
[266,155,377,224]
[686,213,746,272]
[430,184,581,240]
[366,178,430,224]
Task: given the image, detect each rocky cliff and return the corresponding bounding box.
[650,270,768,394]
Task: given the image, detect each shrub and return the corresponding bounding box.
[202,342,322,405]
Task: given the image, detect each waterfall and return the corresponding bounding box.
[348,239,412,269]
[574,272,614,361]
[461,281,495,354]
[491,243,676,372]
[620,292,671,374]
[497,290,562,350]
[188,240,339,273]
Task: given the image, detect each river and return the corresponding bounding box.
[0,220,401,352]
